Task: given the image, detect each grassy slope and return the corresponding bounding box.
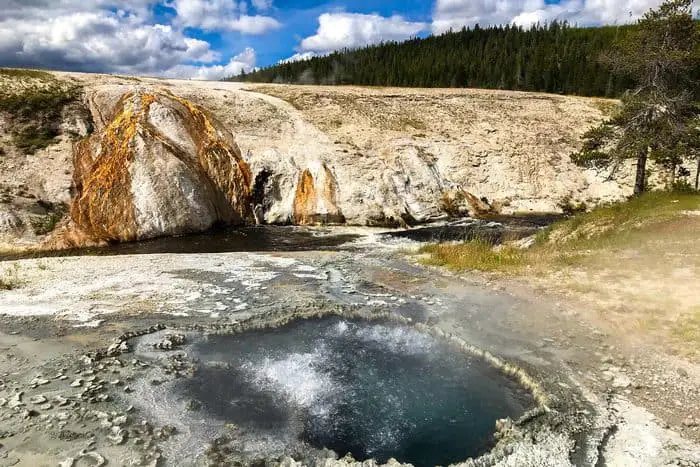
[418,192,700,358]
[0,68,81,154]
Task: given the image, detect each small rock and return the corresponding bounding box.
[29,395,47,405]
[112,415,127,426]
[30,377,50,386]
[70,379,83,388]
[53,396,70,407]
[155,425,177,440]
[185,400,201,411]
[76,450,106,467]
[7,392,23,409]
[22,409,39,419]
[107,429,126,445]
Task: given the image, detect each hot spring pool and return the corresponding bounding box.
[138,318,535,466]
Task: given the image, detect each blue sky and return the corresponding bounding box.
[226,0,433,66]
[0,0,692,79]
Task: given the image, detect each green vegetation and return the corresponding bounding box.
[0,85,79,121]
[0,68,81,154]
[29,202,67,236]
[674,307,700,347]
[420,239,525,272]
[572,0,700,194]
[0,264,22,290]
[0,68,54,80]
[233,22,636,97]
[12,126,61,154]
[418,192,700,273]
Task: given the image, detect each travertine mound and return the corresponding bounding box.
[67,87,253,244]
[292,162,344,225]
[0,72,648,251]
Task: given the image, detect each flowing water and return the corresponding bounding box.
[0,215,561,261]
[146,318,534,466]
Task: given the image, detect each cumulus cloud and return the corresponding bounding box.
[251,0,274,11]
[164,47,256,79]
[170,0,281,33]
[0,12,217,75]
[432,0,700,33]
[0,0,268,79]
[298,13,426,54]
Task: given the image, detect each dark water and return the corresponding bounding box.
[1,215,561,262]
[181,318,534,466]
[0,225,360,261]
[383,214,562,244]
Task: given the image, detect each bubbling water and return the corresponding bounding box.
[178,318,534,466]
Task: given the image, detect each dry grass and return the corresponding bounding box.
[418,191,700,359]
[673,307,700,351]
[420,240,526,272]
[0,68,54,80]
[591,98,621,117]
[0,68,81,154]
[418,192,700,273]
[0,264,22,290]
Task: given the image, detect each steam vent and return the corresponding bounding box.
[69,89,253,244]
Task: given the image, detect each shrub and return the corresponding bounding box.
[0,264,22,290]
[0,71,81,155]
[671,179,698,193]
[30,202,67,235]
[13,126,60,154]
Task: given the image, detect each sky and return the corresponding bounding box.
[0,0,697,80]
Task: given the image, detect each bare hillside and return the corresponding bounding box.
[0,70,636,250]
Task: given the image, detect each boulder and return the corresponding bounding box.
[67,88,252,243]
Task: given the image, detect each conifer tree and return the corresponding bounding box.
[572,0,700,194]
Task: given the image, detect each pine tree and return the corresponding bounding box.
[572,0,700,194]
[227,22,647,98]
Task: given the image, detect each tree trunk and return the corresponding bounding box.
[695,157,700,191]
[634,150,648,195]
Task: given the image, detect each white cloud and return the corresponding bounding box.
[0,0,267,80]
[298,13,426,53]
[279,51,318,64]
[170,0,281,33]
[0,11,218,75]
[432,0,700,33]
[251,0,273,11]
[164,47,256,79]
[225,15,282,34]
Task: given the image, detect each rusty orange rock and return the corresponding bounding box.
[293,164,344,225]
[66,89,253,244]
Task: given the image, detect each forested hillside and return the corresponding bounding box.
[232,23,635,97]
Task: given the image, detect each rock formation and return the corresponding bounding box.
[0,71,649,252]
[65,88,252,244]
[292,163,344,225]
